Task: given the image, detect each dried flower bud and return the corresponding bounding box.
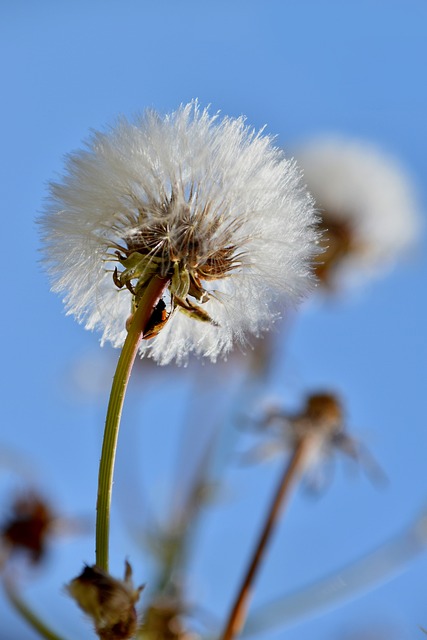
[67,561,144,640]
[294,392,344,444]
[0,493,55,564]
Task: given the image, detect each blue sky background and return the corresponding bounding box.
[1,1,426,639]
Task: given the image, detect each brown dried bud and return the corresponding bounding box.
[67,561,144,640]
[0,493,54,564]
[303,393,343,436]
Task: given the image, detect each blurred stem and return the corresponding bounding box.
[96,275,170,571]
[159,424,217,592]
[243,505,427,635]
[220,439,310,640]
[3,578,68,640]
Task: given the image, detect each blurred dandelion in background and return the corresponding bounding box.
[296,136,421,290]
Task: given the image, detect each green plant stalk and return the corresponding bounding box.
[3,579,68,640]
[96,275,170,571]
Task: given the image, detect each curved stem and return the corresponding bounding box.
[3,578,69,640]
[96,275,170,571]
[220,439,309,640]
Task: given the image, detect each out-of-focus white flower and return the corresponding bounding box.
[40,102,317,364]
[296,136,421,288]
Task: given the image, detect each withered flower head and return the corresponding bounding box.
[294,392,344,443]
[296,136,421,289]
[67,560,144,640]
[258,392,348,458]
[248,392,383,490]
[0,493,55,564]
[40,101,318,364]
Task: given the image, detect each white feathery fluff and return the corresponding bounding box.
[40,102,318,364]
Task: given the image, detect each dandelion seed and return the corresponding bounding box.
[40,101,318,364]
[296,136,421,288]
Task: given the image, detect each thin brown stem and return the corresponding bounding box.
[220,439,309,640]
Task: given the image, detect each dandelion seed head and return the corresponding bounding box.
[40,102,318,364]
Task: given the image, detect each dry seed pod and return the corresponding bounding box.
[67,561,144,640]
[0,493,55,564]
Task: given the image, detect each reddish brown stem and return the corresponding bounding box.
[220,439,309,640]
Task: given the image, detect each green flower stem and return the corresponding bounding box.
[220,438,311,640]
[3,579,69,640]
[96,275,170,571]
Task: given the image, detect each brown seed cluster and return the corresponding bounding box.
[109,198,245,338]
[284,392,351,454]
[113,190,243,283]
[303,392,344,435]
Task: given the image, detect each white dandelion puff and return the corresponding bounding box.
[296,135,421,288]
[40,102,318,364]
